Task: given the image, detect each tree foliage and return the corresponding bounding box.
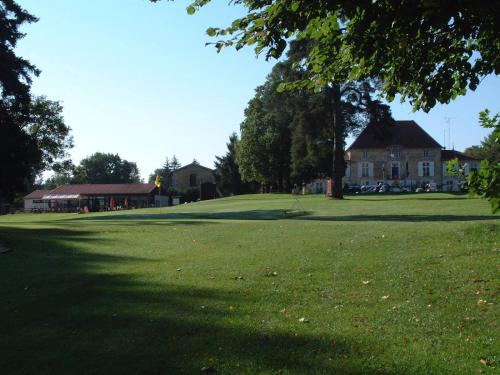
[449,110,499,213]
[235,40,392,195]
[74,152,141,184]
[214,132,250,196]
[0,0,42,200]
[24,96,74,175]
[172,0,499,112]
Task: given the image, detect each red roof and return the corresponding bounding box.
[348,120,442,150]
[45,184,157,196]
[24,190,51,199]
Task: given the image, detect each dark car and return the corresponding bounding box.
[344,183,361,193]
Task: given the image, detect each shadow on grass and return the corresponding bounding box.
[303,214,498,222]
[0,226,409,375]
[65,210,498,223]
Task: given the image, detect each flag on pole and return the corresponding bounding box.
[155,175,161,189]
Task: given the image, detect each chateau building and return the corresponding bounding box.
[343,120,480,191]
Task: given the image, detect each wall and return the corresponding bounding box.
[172,165,215,192]
[344,147,442,187]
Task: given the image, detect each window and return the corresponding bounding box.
[361,162,369,177]
[423,162,430,177]
[389,147,400,159]
[189,173,197,187]
[362,151,368,160]
[391,162,400,179]
[424,150,429,157]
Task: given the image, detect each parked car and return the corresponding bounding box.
[415,187,424,193]
[391,186,402,193]
[425,182,438,192]
[344,183,361,193]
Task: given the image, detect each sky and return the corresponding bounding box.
[16,0,500,181]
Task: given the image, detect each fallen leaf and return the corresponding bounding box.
[381,295,389,300]
[362,280,371,285]
[479,359,488,366]
[298,317,309,323]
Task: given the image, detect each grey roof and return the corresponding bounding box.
[441,150,481,161]
[348,120,442,150]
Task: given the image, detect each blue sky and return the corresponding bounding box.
[17,0,500,180]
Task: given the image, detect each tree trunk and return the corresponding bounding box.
[332,85,344,199]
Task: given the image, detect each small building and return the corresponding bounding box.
[24,190,51,212]
[171,162,216,200]
[441,150,481,192]
[24,184,163,212]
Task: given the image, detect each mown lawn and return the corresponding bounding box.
[0,194,498,374]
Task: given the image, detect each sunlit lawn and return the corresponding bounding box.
[0,193,498,374]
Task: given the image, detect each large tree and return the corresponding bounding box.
[74,152,141,184]
[237,41,392,197]
[0,0,41,200]
[24,96,74,176]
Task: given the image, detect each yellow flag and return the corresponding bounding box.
[155,175,161,188]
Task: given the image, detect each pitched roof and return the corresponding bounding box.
[441,150,481,161]
[24,190,51,199]
[347,120,442,150]
[43,184,157,197]
[172,162,214,174]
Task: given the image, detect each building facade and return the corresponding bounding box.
[24,184,161,212]
[343,121,480,191]
[171,163,216,192]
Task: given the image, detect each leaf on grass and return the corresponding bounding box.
[298,317,309,323]
[381,295,389,300]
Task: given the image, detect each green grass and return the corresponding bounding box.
[0,193,498,374]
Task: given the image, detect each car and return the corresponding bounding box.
[391,186,402,193]
[344,183,361,193]
[415,187,424,193]
[426,182,438,192]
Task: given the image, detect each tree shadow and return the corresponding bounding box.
[63,210,498,223]
[0,225,412,375]
[302,214,499,222]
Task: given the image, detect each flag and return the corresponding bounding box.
[155,175,161,189]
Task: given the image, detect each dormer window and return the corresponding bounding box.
[389,147,400,159]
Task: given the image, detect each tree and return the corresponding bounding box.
[24,96,74,176]
[464,132,500,164]
[449,110,499,213]
[170,155,181,171]
[0,0,41,200]
[75,152,141,184]
[236,40,392,197]
[170,0,499,112]
[215,132,250,196]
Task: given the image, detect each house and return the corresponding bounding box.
[343,120,480,191]
[24,183,163,212]
[441,150,481,191]
[24,190,51,212]
[171,162,216,200]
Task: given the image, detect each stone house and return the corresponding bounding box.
[343,120,480,190]
[171,162,216,193]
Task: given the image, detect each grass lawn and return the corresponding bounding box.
[0,193,498,374]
